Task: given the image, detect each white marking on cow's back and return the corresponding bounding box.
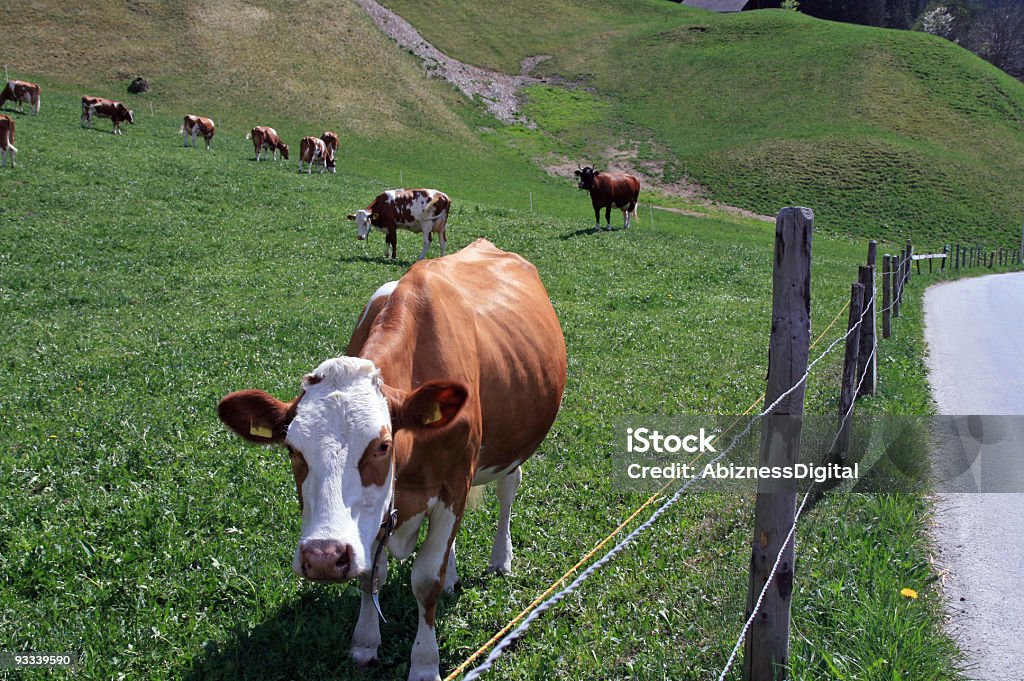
[357,280,398,329]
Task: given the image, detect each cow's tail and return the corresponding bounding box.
[178,124,185,134]
[632,201,639,225]
[245,132,252,140]
[34,91,40,115]
[466,485,485,511]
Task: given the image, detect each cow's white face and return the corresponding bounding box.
[351,209,374,240]
[285,357,394,582]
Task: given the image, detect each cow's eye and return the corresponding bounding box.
[377,440,391,456]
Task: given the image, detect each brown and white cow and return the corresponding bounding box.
[81,96,134,134]
[246,125,289,161]
[217,239,566,681]
[321,130,339,155]
[0,115,16,167]
[0,80,41,115]
[574,165,641,230]
[348,189,451,261]
[298,135,335,174]
[180,115,215,149]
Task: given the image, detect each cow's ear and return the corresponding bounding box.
[594,169,601,176]
[217,389,296,444]
[574,170,581,177]
[347,214,356,221]
[388,381,468,432]
[370,212,380,223]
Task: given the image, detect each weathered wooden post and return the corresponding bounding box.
[906,240,913,283]
[954,243,960,270]
[882,254,892,339]
[743,207,812,681]
[834,282,865,460]
[856,263,877,397]
[941,245,948,272]
[892,254,901,318]
[989,251,995,268]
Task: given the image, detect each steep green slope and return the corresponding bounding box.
[388,0,1024,244]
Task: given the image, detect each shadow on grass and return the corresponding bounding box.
[337,253,417,268]
[182,567,470,681]
[558,225,626,240]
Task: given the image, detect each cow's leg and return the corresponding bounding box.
[444,540,459,593]
[408,503,459,681]
[417,228,431,260]
[605,205,612,230]
[386,230,397,260]
[486,466,521,574]
[439,227,447,257]
[623,206,630,229]
[593,205,601,230]
[351,549,388,668]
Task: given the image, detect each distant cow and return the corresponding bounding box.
[1,80,41,115]
[574,165,640,230]
[180,115,215,149]
[348,188,451,260]
[0,115,16,167]
[247,126,289,161]
[81,96,134,134]
[298,136,335,174]
[321,131,339,155]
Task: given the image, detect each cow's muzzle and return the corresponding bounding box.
[299,539,354,582]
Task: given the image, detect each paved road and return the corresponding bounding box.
[924,272,1024,681]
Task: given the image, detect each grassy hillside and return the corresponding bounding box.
[386,0,1024,245]
[3,1,1012,679]
[0,91,970,680]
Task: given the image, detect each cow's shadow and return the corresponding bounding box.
[338,253,418,268]
[559,225,626,240]
[180,567,470,681]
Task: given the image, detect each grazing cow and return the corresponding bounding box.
[246,126,289,161]
[348,189,451,261]
[0,115,16,167]
[298,135,336,174]
[81,96,134,134]
[180,115,216,149]
[574,165,640,230]
[1,80,41,115]
[321,130,339,155]
[218,239,566,681]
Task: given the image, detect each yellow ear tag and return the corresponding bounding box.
[250,423,274,438]
[422,403,443,426]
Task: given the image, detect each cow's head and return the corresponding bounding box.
[120,105,135,125]
[574,165,599,191]
[280,143,290,160]
[218,357,467,583]
[347,210,378,240]
[325,151,337,174]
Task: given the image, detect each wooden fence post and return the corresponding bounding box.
[834,282,865,460]
[942,245,948,271]
[892,254,901,318]
[856,264,876,397]
[906,240,913,283]
[882,254,892,339]
[743,207,812,681]
[954,243,960,270]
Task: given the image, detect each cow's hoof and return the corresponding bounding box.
[350,647,379,670]
[484,564,510,576]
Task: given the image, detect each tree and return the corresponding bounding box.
[971,0,1024,76]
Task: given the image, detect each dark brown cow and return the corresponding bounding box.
[246,126,289,161]
[0,115,16,167]
[180,115,216,149]
[81,96,134,134]
[298,135,335,174]
[574,165,641,230]
[217,238,566,681]
[347,189,451,260]
[1,80,41,115]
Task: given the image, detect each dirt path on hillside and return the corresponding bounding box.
[354,0,773,220]
[353,0,542,125]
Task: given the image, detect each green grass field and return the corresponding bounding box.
[3,1,1021,679]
